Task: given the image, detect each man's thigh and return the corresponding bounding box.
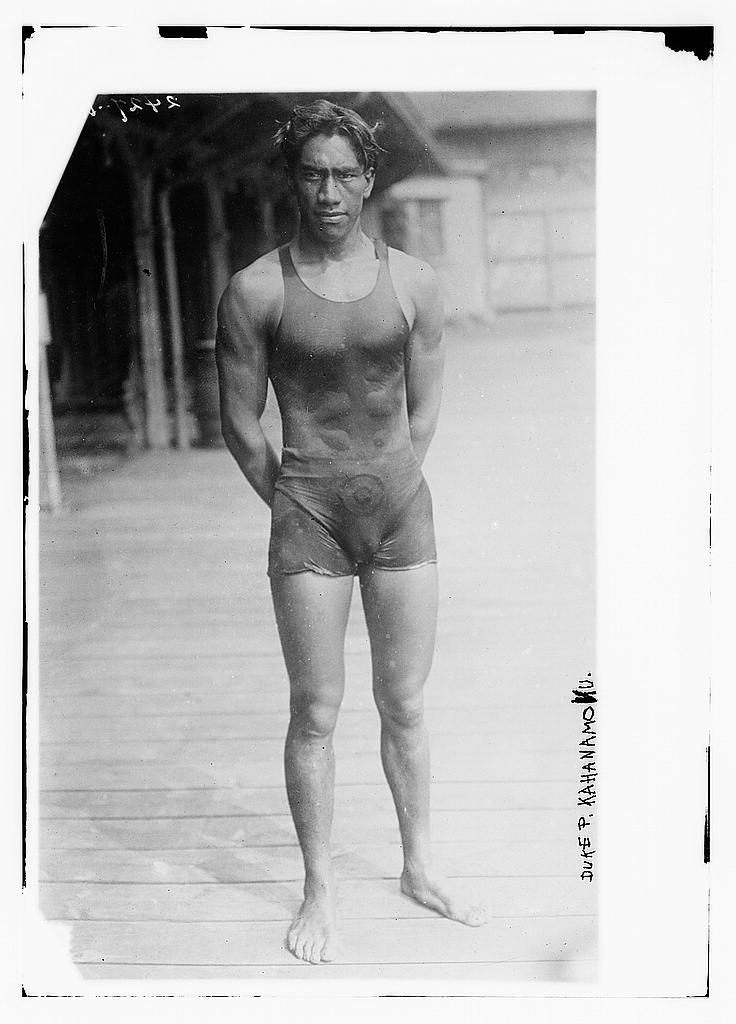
[270,572,355,701]
[359,563,438,696]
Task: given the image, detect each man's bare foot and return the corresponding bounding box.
[286,885,338,964]
[400,868,488,926]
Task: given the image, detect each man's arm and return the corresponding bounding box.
[215,265,281,506]
[404,261,445,465]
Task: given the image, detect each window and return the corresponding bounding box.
[415,199,445,257]
[381,203,408,251]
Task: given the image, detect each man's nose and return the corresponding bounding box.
[318,175,339,203]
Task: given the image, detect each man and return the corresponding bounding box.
[216,99,486,966]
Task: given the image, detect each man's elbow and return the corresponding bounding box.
[220,411,263,458]
[219,416,240,454]
[408,409,439,441]
[409,396,442,429]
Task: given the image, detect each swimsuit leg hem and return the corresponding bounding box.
[362,558,438,573]
[267,565,356,579]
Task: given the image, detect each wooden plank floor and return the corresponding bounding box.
[38,314,596,984]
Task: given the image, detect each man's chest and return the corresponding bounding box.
[295,258,380,302]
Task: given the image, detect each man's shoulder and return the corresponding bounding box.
[220,248,284,328]
[387,246,439,295]
[227,248,283,303]
[386,246,441,328]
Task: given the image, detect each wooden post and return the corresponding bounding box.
[55,264,83,404]
[158,188,190,449]
[204,174,231,337]
[258,189,277,252]
[39,291,62,513]
[130,169,170,448]
[122,270,146,450]
[104,119,169,448]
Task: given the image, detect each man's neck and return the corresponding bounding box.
[295,222,373,264]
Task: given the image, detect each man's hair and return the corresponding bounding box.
[274,99,385,174]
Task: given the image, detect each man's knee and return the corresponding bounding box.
[289,694,341,739]
[374,688,425,731]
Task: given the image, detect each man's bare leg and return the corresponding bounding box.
[271,572,354,963]
[359,563,487,926]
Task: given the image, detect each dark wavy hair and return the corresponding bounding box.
[274,99,385,174]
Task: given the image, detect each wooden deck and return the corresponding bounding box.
[38,315,596,985]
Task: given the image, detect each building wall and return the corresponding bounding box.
[373,176,486,321]
[474,124,595,312]
[382,122,595,317]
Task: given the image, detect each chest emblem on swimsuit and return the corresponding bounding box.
[340,474,385,515]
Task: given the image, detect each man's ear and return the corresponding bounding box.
[363,167,375,199]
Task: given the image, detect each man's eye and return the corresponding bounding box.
[338,173,356,181]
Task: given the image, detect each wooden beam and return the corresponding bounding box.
[95,107,162,143]
[158,189,190,449]
[378,92,450,177]
[167,135,278,191]
[151,96,255,169]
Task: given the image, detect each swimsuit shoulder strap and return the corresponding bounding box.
[372,238,411,332]
[373,237,389,264]
[278,243,298,281]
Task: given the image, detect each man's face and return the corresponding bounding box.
[292,132,375,243]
